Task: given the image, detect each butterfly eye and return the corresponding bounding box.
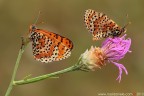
[112,30,120,36]
[29,25,37,33]
[32,25,36,30]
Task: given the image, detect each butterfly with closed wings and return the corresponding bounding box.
[84,9,128,41]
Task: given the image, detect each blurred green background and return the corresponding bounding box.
[0,0,144,96]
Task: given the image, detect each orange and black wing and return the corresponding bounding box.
[29,28,73,63]
[84,9,124,41]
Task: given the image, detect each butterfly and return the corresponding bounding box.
[84,9,128,41]
[29,24,73,63]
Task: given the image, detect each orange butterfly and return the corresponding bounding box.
[84,9,129,41]
[29,12,73,63]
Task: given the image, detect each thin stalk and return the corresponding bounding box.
[13,65,80,85]
[13,56,82,85]
[5,37,28,96]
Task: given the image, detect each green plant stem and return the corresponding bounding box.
[5,36,82,95]
[13,54,82,85]
[13,64,81,85]
[5,37,28,96]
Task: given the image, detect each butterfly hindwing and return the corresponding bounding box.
[29,26,73,63]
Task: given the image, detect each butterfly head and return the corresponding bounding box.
[29,24,37,33]
[113,21,131,37]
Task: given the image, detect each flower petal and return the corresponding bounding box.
[111,61,128,83]
[102,34,131,61]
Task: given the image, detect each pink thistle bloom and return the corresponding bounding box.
[80,34,131,82]
[101,34,131,82]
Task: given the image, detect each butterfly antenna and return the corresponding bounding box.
[34,11,41,25]
[123,14,131,29]
[124,21,131,28]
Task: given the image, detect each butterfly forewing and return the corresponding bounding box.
[84,9,125,41]
[29,26,73,63]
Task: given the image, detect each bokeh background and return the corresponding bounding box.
[0,0,144,96]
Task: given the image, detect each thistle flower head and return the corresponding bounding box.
[102,34,131,61]
[101,34,131,82]
[80,46,105,71]
[79,34,131,82]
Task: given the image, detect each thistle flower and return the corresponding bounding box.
[79,46,105,71]
[80,34,131,82]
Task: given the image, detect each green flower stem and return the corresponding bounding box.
[13,65,81,85]
[5,37,29,96]
[5,36,82,96]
